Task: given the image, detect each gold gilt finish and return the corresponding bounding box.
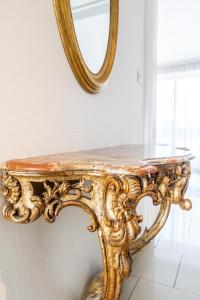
[53,0,119,93]
[0,161,192,300]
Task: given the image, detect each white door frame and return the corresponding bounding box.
[144,0,158,147]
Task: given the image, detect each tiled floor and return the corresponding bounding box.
[120,173,200,300]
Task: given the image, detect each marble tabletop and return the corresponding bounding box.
[1,144,194,176]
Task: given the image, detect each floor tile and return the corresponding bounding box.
[131,243,181,286]
[130,279,200,300]
[175,259,200,296]
[182,245,200,266]
[120,276,138,300]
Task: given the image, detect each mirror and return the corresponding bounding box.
[70,0,110,74]
[54,0,119,93]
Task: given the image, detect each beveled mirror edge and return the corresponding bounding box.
[53,0,119,94]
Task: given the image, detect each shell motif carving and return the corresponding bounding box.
[0,171,21,204]
[104,176,143,278]
[105,176,143,241]
[0,171,44,223]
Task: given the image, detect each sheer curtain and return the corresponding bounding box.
[156,68,200,171]
[156,0,200,172]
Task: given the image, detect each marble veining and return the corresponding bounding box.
[2,144,193,175]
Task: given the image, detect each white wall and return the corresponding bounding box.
[0,1,146,299]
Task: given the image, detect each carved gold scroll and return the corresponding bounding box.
[0,161,192,300]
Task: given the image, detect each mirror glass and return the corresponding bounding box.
[70,0,110,74]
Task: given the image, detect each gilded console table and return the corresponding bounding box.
[0,145,193,300]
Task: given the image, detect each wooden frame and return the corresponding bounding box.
[53,0,119,93]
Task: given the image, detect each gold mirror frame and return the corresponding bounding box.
[53,0,119,94]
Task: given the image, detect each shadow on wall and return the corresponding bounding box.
[0,272,7,300]
[0,197,101,300]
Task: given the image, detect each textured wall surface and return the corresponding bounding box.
[0,0,146,299]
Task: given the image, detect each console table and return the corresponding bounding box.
[0,145,194,300]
